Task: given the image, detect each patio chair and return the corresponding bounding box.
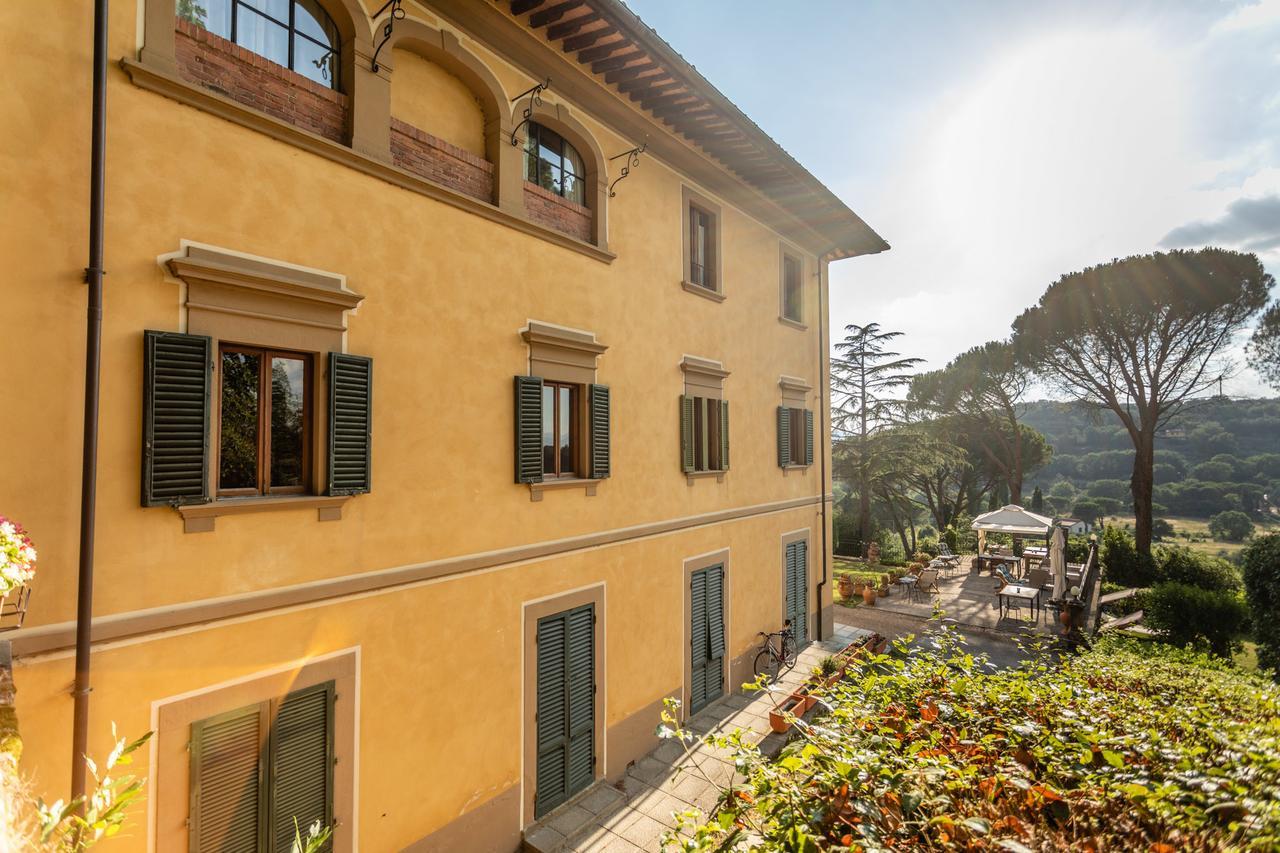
[991,564,1018,591]
[916,569,940,599]
[1025,567,1052,591]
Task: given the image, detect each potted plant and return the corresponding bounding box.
[812,655,840,687]
[862,583,877,605]
[837,573,854,601]
[0,516,36,631]
[768,690,810,732]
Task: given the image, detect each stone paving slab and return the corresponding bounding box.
[524,624,869,852]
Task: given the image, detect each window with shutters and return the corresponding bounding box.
[534,604,596,817]
[681,395,728,473]
[188,681,335,853]
[689,564,725,715]
[784,538,809,646]
[541,381,580,479]
[777,405,814,468]
[217,345,313,496]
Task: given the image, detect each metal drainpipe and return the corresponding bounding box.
[71,0,109,807]
[815,253,831,640]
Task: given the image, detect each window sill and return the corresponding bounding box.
[681,281,726,302]
[778,315,808,331]
[686,470,726,485]
[528,478,600,502]
[781,464,812,475]
[177,495,351,533]
[120,57,616,265]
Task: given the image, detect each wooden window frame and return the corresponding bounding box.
[787,407,805,466]
[542,379,581,480]
[681,186,724,300]
[691,395,724,473]
[215,343,314,498]
[780,251,804,325]
[688,204,716,290]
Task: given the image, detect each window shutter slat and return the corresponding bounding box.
[690,571,708,667]
[535,604,595,817]
[719,400,730,471]
[327,353,372,495]
[515,376,544,484]
[190,703,265,853]
[804,409,815,466]
[143,330,211,507]
[776,406,790,468]
[680,395,695,473]
[589,384,611,479]
[565,605,595,795]
[270,682,335,853]
[707,565,726,659]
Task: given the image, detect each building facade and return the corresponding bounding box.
[0,0,885,849]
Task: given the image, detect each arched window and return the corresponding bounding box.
[524,122,587,206]
[185,0,341,89]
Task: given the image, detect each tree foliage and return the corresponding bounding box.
[1209,509,1255,542]
[1242,533,1280,675]
[662,630,1280,851]
[1248,301,1280,390]
[1012,249,1273,555]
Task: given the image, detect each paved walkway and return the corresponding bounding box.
[523,625,870,852]
[867,558,1060,635]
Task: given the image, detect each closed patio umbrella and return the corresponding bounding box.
[1050,524,1067,601]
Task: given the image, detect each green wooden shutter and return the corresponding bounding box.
[589,384,611,479]
[565,605,595,799]
[189,702,266,853]
[515,376,544,484]
[704,565,725,706]
[142,330,212,507]
[719,400,730,471]
[776,406,790,467]
[804,409,815,466]
[535,604,595,817]
[327,353,372,495]
[785,541,809,645]
[535,612,567,817]
[680,395,695,473]
[690,570,709,713]
[269,682,334,853]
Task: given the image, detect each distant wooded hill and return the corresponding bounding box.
[1022,397,1280,519]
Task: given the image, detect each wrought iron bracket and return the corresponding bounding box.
[370,0,405,73]
[607,143,647,197]
[510,78,552,147]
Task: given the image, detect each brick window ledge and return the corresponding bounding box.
[119,58,616,265]
[177,495,351,533]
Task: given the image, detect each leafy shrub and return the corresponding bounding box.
[1142,582,1249,657]
[1064,534,1092,563]
[1151,518,1174,540]
[1154,545,1241,591]
[663,630,1280,850]
[1242,533,1280,675]
[1101,525,1155,587]
[1209,509,1254,542]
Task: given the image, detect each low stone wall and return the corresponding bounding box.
[390,119,494,203]
[174,17,349,144]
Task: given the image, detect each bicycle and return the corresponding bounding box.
[752,620,797,681]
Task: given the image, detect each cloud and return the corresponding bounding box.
[1211,0,1280,36]
[1159,195,1280,253]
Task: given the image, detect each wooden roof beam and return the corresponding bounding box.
[546,11,601,40]
[511,0,546,15]
[563,25,616,51]
[617,74,674,95]
[577,40,631,63]
[604,61,658,84]
[592,50,646,73]
[529,2,581,28]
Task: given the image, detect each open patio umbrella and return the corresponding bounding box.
[970,504,1054,553]
[1050,523,1067,601]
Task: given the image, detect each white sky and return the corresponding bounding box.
[629,0,1280,395]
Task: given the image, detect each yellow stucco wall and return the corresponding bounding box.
[389,47,486,156]
[0,0,840,847]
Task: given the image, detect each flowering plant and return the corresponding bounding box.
[0,516,36,596]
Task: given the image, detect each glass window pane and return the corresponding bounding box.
[524,129,539,181]
[562,142,585,179]
[559,386,573,475]
[293,0,336,44]
[693,397,705,472]
[269,357,306,488]
[239,0,290,22]
[235,6,289,67]
[538,126,563,166]
[220,352,260,490]
[183,0,231,36]
[562,172,584,205]
[542,386,555,474]
[294,36,336,87]
[549,164,564,197]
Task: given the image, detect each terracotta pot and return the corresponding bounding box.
[862,586,877,605]
[768,691,809,732]
[837,575,854,599]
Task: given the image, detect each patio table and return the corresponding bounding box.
[997,584,1041,621]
